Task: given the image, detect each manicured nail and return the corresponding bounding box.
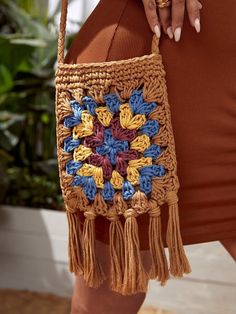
[194,18,201,33]
[174,27,181,42]
[167,26,173,39]
[154,25,161,38]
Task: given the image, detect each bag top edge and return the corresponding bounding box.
[57,52,160,70]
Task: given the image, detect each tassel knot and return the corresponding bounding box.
[166,190,178,205]
[148,199,161,217]
[84,210,96,220]
[123,208,138,219]
[107,206,120,222]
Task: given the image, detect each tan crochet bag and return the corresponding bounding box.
[55,0,191,295]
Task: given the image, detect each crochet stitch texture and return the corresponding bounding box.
[55,0,191,296]
[63,88,166,202]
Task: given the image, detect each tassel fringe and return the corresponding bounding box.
[166,191,191,277]
[66,211,84,275]
[148,200,169,284]
[83,208,106,287]
[66,190,191,294]
[122,208,148,295]
[108,207,125,293]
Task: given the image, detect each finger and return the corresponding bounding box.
[142,0,161,38]
[171,0,185,42]
[158,6,173,39]
[186,0,202,32]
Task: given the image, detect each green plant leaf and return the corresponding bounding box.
[2,0,53,40]
[17,0,49,23]
[0,65,13,94]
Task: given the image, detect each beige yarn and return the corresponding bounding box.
[55,0,191,295]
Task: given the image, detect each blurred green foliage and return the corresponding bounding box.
[0,0,76,210]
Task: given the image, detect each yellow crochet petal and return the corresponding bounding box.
[77,164,104,188]
[128,157,152,168]
[73,145,92,161]
[73,110,94,139]
[119,103,133,129]
[73,124,93,138]
[120,103,146,129]
[81,110,94,124]
[126,114,146,130]
[127,166,140,185]
[110,170,124,189]
[77,163,95,176]
[93,167,104,189]
[95,106,113,127]
[130,134,151,153]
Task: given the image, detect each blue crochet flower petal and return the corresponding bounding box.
[64,136,81,153]
[143,144,161,160]
[64,115,81,128]
[140,120,159,137]
[103,93,121,114]
[70,101,85,119]
[66,160,82,175]
[129,89,158,115]
[104,128,114,145]
[72,176,97,200]
[139,101,158,115]
[72,175,86,187]
[140,175,152,194]
[82,96,98,115]
[122,180,135,200]
[107,148,117,166]
[83,177,97,201]
[129,89,143,113]
[102,181,115,201]
[114,140,129,152]
[140,165,165,177]
[96,144,109,156]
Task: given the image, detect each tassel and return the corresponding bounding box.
[66,211,84,275]
[83,207,106,287]
[148,200,169,285]
[122,208,148,295]
[166,191,191,277]
[107,206,125,293]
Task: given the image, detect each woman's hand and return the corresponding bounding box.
[142,0,202,42]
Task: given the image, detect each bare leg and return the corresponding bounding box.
[220,238,236,261]
[71,240,152,314]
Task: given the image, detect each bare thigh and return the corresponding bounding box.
[71,239,152,314]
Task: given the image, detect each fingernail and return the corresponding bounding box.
[194,18,201,33]
[154,25,161,38]
[167,26,173,39]
[174,27,181,42]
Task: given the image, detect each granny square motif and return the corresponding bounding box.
[63,88,166,202]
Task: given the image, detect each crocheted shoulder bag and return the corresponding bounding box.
[55,0,191,295]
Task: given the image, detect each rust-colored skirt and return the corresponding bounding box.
[65,0,236,250]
